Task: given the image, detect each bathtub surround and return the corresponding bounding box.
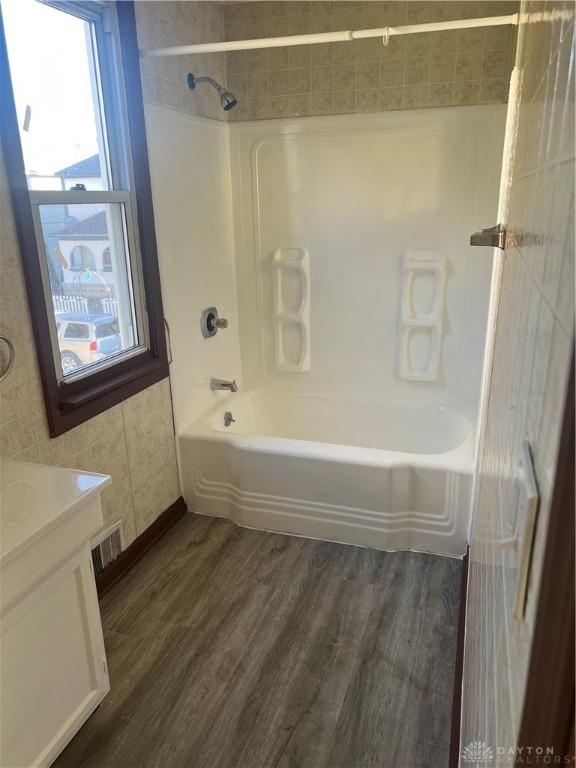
[52,514,461,768]
[231,106,503,412]
[144,96,505,556]
[223,0,518,121]
[461,0,575,752]
[145,106,242,432]
[137,3,513,561]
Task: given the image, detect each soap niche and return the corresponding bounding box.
[399,249,446,382]
[272,248,311,372]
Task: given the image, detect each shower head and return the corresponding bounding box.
[187,72,238,111]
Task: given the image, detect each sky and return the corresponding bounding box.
[2,0,103,178]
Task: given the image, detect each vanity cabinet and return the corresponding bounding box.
[1,461,111,768]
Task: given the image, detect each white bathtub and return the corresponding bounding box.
[179,390,474,556]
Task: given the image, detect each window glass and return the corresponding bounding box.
[70,245,96,271]
[40,202,140,378]
[2,0,110,191]
[102,247,112,271]
[63,322,90,339]
[95,320,120,338]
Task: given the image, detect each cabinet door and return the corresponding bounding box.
[1,545,110,768]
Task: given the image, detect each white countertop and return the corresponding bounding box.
[0,459,111,566]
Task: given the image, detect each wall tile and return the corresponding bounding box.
[427,81,454,106]
[480,77,510,103]
[137,2,228,122]
[355,88,381,111]
[429,53,456,82]
[406,57,429,85]
[403,83,428,108]
[462,0,575,753]
[380,58,406,87]
[334,63,357,91]
[333,89,355,113]
[482,48,513,79]
[225,0,517,121]
[454,80,482,105]
[455,52,483,81]
[311,66,334,92]
[132,441,180,536]
[379,85,405,109]
[358,61,380,89]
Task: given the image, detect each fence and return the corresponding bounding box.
[52,295,88,313]
[52,295,118,318]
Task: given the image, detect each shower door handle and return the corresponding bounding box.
[470,224,507,249]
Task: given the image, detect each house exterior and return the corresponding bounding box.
[52,208,114,292]
[37,155,116,301]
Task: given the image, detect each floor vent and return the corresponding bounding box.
[91,522,124,577]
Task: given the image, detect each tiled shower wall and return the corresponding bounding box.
[461,0,574,753]
[136,1,227,121]
[224,1,518,121]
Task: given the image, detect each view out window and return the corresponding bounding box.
[1,0,168,435]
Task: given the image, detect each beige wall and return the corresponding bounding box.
[0,152,180,546]
[461,0,574,756]
[224,0,518,121]
[137,1,227,121]
[0,4,221,546]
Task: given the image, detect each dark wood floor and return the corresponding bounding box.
[55,513,461,768]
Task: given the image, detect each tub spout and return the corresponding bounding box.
[210,378,238,393]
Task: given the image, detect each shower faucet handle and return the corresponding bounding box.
[201,307,229,338]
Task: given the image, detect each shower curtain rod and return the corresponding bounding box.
[140,14,518,58]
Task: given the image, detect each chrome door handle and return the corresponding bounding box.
[470,224,507,249]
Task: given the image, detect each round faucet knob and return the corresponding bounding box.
[215,317,228,329]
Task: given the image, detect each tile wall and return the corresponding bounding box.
[461,0,574,754]
[223,1,518,121]
[136,1,228,120]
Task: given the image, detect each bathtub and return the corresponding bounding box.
[179,390,474,556]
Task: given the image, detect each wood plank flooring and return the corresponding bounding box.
[54,514,461,768]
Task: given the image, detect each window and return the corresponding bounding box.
[63,323,90,340]
[102,247,112,272]
[1,1,168,436]
[70,245,96,271]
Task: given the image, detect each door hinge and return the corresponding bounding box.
[470,224,507,250]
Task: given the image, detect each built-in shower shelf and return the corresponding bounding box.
[273,248,311,372]
[399,249,446,382]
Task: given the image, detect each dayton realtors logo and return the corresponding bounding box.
[462,741,573,765]
[462,741,495,765]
